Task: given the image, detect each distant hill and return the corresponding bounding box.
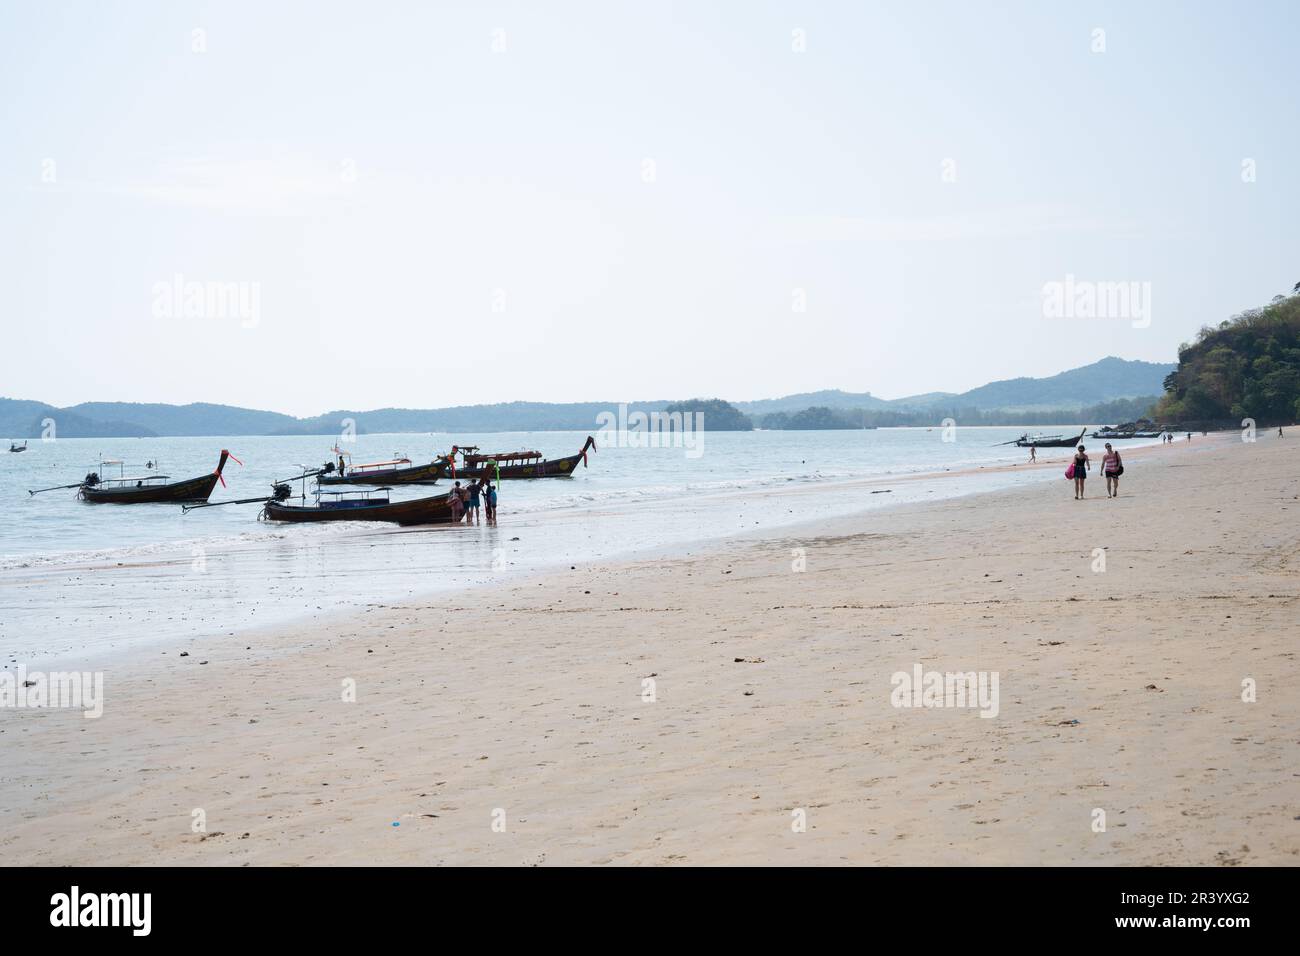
[0,356,1179,438]
[759,406,862,430]
[63,402,296,436]
[663,399,752,431]
[914,357,1174,412]
[277,402,675,435]
[890,391,957,407]
[734,390,893,415]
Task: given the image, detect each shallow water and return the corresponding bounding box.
[0,427,1161,665]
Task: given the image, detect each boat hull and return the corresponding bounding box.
[317,460,447,485]
[452,437,596,480]
[80,451,230,504]
[82,473,221,504]
[262,494,456,525]
[1015,429,1089,448]
[454,450,587,480]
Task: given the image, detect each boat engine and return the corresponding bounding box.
[271,482,293,502]
[83,472,100,487]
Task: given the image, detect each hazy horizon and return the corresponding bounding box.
[4,1,1297,416]
[5,354,1172,419]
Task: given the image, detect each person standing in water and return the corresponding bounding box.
[1101,442,1123,498]
[448,481,464,522]
[1072,444,1090,500]
[467,479,481,524]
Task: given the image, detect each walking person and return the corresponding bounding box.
[1101,442,1123,498]
[1028,442,1037,463]
[1071,444,1090,500]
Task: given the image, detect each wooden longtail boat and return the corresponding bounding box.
[1013,428,1088,449]
[9,441,27,452]
[262,488,456,525]
[317,456,447,486]
[449,436,596,480]
[75,450,234,504]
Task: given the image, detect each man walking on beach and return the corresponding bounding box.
[1028,442,1037,463]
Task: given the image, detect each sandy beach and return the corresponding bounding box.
[2,433,1296,866]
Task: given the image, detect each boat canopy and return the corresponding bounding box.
[464,450,540,464]
[348,458,413,470]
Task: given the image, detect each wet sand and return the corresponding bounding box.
[2,431,1296,865]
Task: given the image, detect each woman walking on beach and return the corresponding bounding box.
[1072,444,1090,500]
[1101,442,1123,498]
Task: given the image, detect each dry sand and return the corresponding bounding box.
[2,433,1297,865]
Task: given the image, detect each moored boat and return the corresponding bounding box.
[317,455,447,486]
[449,436,597,480]
[30,450,235,503]
[262,488,456,525]
[9,441,27,452]
[1014,428,1087,448]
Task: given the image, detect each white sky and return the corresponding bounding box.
[2,0,1297,416]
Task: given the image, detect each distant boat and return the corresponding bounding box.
[9,441,27,452]
[1014,427,1088,448]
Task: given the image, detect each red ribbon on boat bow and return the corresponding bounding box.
[214,451,243,487]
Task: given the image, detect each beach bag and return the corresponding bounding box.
[1115,464,1124,476]
[1065,463,1075,479]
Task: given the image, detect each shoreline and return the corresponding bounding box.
[2,430,1294,865]
[2,432,1202,670]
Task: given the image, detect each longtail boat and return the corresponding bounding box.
[317,455,447,486]
[9,441,27,452]
[448,436,596,480]
[263,488,456,525]
[29,450,237,503]
[1013,428,1087,449]
[183,467,458,526]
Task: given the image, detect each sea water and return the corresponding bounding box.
[0,427,1161,665]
